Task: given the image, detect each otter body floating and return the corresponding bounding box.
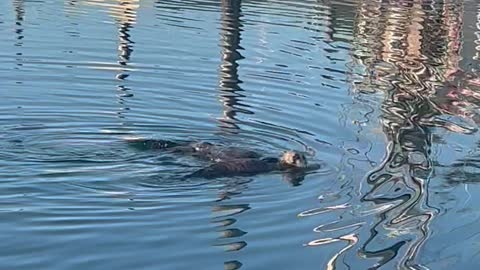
[126,138,260,161]
[126,138,314,179]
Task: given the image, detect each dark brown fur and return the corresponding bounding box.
[126,138,311,179]
[188,158,279,179]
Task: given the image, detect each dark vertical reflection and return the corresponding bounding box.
[215,2,249,259]
[13,0,25,70]
[217,0,253,134]
[211,179,252,270]
[329,1,356,44]
[214,4,258,264]
[111,0,138,120]
[64,1,80,39]
[348,1,474,269]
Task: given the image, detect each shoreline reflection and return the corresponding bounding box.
[304,1,479,269]
[350,1,477,269]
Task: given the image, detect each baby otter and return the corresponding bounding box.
[187,151,308,179]
[126,138,314,179]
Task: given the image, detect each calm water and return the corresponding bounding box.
[1,0,480,269]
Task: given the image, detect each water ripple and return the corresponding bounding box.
[1,0,479,269]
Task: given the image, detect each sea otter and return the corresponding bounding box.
[126,138,261,161]
[187,150,309,179]
[126,138,314,179]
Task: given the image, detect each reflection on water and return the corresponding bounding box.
[217,0,248,134]
[446,140,480,184]
[13,0,24,70]
[1,0,480,269]
[353,0,479,268]
[110,0,138,122]
[302,1,480,269]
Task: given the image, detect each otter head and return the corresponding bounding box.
[280,151,307,168]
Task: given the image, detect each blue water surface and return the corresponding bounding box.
[1,0,480,269]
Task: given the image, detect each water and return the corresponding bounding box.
[1,0,480,269]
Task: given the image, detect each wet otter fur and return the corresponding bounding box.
[126,138,314,179]
[187,151,308,179]
[127,138,261,161]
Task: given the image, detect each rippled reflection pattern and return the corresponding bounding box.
[300,1,480,269]
[1,0,480,269]
[350,0,478,269]
[217,0,249,134]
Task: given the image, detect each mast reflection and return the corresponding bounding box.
[217,0,253,134]
[215,3,250,260]
[111,0,138,121]
[211,179,251,270]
